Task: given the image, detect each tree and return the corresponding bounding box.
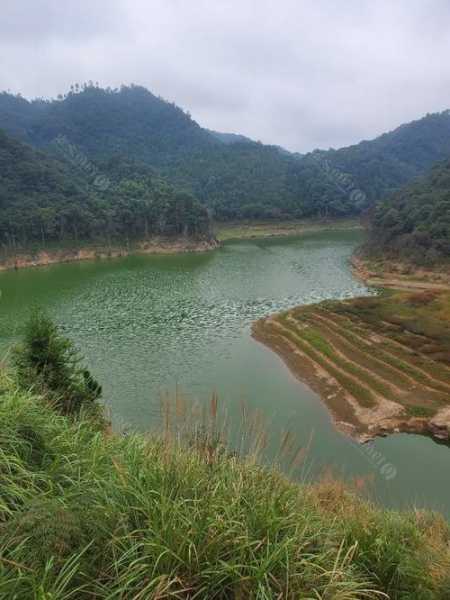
[12,312,102,416]
[365,161,450,265]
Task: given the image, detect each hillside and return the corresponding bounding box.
[364,160,450,266]
[0,86,300,220]
[323,112,450,206]
[0,128,211,250]
[2,85,450,220]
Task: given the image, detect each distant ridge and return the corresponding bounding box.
[2,84,450,220]
[206,129,255,145]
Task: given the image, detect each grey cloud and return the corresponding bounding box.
[0,0,125,42]
[0,0,449,152]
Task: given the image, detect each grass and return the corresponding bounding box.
[1,375,450,598]
[327,293,450,385]
[304,312,415,389]
[327,313,449,395]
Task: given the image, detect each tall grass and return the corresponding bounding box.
[0,373,449,599]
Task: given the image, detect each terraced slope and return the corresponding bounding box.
[253,290,450,442]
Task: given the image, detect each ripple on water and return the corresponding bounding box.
[3,232,450,514]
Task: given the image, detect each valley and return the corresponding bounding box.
[3,4,450,595]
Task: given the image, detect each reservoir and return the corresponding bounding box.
[2,230,450,516]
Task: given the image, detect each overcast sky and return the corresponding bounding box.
[1,0,450,152]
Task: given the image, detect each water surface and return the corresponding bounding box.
[2,231,450,515]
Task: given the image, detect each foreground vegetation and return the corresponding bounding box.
[2,377,450,599]
[253,290,450,442]
[1,314,450,598]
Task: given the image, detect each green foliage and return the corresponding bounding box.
[3,85,450,223]
[342,510,448,599]
[0,126,211,248]
[366,161,450,265]
[12,312,101,415]
[0,378,449,598]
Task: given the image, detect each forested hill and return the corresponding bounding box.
[0,129,211,248]
[365,160,450,265]
[2,85,450,220]
[0,86,298,220]
[322,111,450,206]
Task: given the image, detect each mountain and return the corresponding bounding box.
[0,86,300,219]
[0,128,210,249]
[365,160,450,265]
[2,85,450,221]
[321,111,450,207]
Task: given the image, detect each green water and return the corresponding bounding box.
[2,230,450,516]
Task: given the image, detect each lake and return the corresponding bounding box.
[2,230,450,516]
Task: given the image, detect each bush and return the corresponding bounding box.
[12,311,102,416]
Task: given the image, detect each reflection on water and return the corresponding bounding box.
[1,230,450,516]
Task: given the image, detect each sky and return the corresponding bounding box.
[1,0,450,152]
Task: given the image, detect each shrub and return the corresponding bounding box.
[12,311,102,416]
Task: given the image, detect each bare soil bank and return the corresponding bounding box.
[0,218,361,272]
[253,291,450,443]
[0,237,220,272]
[352,256,450,291]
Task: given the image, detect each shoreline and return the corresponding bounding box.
[216,217,362,242]
[252,318,368,442]
[0,237,220,272]
[351,255,450,291]
[252,293,450,444]
[0,218,362,273]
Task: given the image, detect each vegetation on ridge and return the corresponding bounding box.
[365,160,450,266]
[2,374,450,598]
[3,85,450,222]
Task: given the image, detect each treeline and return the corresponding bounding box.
[0,129,211,249]
[3,85,450,221]
[366,161,450,265]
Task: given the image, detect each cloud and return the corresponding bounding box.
[1,0,449,152]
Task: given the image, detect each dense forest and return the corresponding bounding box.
[2,84,450,221]
[0,128,210,248]
[366,161,450,265]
